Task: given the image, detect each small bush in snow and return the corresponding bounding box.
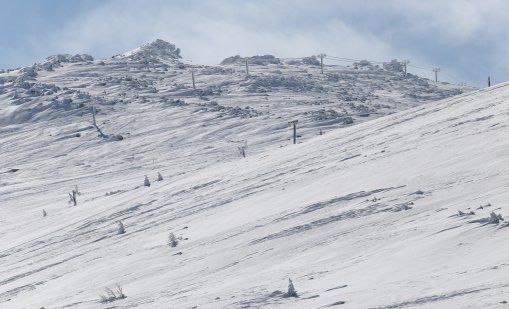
[157,172,163,181]
[383,59,405,72]
[168,232,178,247]
[144,175,151,187]
[42,209,47,217]
[67,185,81,206]
[118,221,125,234]
[283,278,298,298]
[302,56,320,66]
[238,145,247,158]
[105,189,123,196]
[99,284,126,303]
[237,141,247,158]
[458,210,475,216]
[68,190,77,206]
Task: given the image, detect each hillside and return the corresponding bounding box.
[0,40,472,131]
[3,41,508,308]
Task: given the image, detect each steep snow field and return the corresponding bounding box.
[4,41,509,308]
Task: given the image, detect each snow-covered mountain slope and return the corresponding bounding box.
[0,39,473,131]
[3,40,508,308]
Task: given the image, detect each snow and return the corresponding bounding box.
[2,40,508,308]
[114,39,181,62]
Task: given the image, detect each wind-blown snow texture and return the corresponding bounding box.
[3,40,508,309]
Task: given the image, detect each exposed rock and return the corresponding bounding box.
[221,54,280,65]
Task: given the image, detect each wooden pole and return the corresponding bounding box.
[319,54,325,74]
[288,120,298,144]
[191,69,196,89]
[92,104,96,126]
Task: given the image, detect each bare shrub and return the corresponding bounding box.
[99,284,126,303]
[68,190,77,206]
[237,141,247,158]
[68,185,81,206]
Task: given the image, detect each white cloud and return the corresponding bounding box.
[44,0,398,64]
[390,0,509,43]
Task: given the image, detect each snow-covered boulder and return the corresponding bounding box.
[302,56,320,66]
[70,54,94,62]
[383,59,405,73]
[115,39,182,62]
[353,60,378,70]
[221,55,280,66]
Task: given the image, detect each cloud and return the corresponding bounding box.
[42,0,399,66]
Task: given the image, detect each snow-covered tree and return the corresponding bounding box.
[168,232,178,247]
[118,221,125,234]
[302,56,320,66]
[490,211,503,224]
[284,278,298,298]
[383,59,404,72]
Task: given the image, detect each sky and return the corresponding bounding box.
[1,0,509,87]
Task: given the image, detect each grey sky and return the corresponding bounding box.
[1,0,508,87]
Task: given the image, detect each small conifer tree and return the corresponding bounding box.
[144,175,151,187]
[168,232,178,247]
[284,278,298,298]
[118,221,125,234]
